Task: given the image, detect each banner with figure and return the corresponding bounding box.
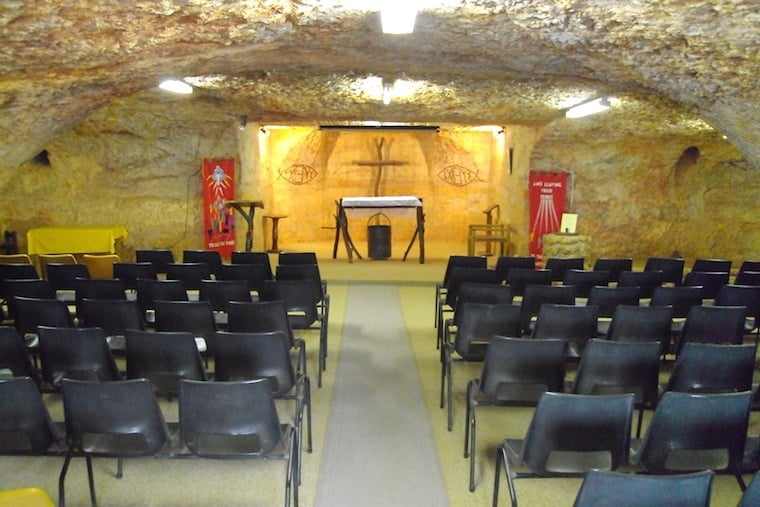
[202,158,235,259]
[529,171,567,259]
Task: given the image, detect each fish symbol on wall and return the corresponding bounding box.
[279,164,318,185]
[438,164,482,187]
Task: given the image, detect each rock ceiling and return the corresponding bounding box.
[1,0,758,168]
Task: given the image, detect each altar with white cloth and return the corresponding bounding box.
[333,195,425,263]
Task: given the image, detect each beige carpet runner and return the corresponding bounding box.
[314,284,449,507]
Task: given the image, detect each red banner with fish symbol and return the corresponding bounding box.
[529,171,567,260]
[202,158,235,259]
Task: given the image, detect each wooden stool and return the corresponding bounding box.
[263,215,287,253]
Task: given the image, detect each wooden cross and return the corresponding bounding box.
[352,137,408,197]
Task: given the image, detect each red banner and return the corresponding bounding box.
[202,158,235,259]
[529,171,567,259]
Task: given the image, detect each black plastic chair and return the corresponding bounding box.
[682,270,730,300]
[135,248,175,275]
[441,302,522,430]
[154,300,218,356]
[227,300,307,379]
[494,256,535,284]
[691,258,732,274]
[586,285,640,319]
[2,279,56,320]
[531,303,598,360]
[278,251,318,266]
[617,270,665,299]
[135,278,188,321]
[0,376,64,456]
[663,343,756,395]
[13,297,75,346]
[0,326,39,382]
[37,326,121,390]
[260,279,327,387]
[592,258,633,283]
[493,392,635,507]
[738,260,760,276]
[78,298,147,352]
[59,378,173,507]
[439,282,514,349]
[644,257,685,286]
[715,284,760,334]
[607,305,674,356]
[675,304,747,355]
[37,253,76,279]
[125,329,207,397]
[182,249,223,277]
[570,339,661,437]
[217,263,269,298]
[562,269,610,298]
[275,263,329,318]
[199,279,252,313]
[630,390,753,489]
[230,251,274,280]
[46,263,90,300]
[74,277,126,318]
[519,284,576,335]
[650,285,703,319]
[544,257,585,282]
[214,330,312,455]
[178,379,298,507]
[0,263,39,282]
[465,336,567,491]
[165,262,212,291]
[112,262,158,291]
[735,270,760,286]
[438,266,498,336]
[738,471,760,507]
[572,469,714,507]
[435,255,487,327]
[506,268,554,297]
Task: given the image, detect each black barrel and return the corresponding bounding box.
[367,213,391,260]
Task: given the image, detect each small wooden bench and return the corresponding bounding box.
[467,223,510,256]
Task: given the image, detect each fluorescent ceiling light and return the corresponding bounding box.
[158,79,193,94]
[381,5,417,34]
[565,97,611,118]
[382,80,394,105]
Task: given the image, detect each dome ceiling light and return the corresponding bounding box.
[158,79,193,94]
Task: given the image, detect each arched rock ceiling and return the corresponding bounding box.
[0,0,758,167]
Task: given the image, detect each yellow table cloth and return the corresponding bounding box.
[26,225,128,255]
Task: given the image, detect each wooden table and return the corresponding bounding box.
[333,196,425,263]
[263,214,288,253]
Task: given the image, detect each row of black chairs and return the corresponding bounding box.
[1,257,330,386]
[442,301,755,414]
[1,322,312,475]
[441,282,755,353]
[491,389,760,506]
[436,255,760,326]
[0,324,310,447]
[490,254,760,286]
[463,336,758,491]
[0,375,299,507]
[572,468,760,507]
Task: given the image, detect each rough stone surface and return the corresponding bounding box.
[1,1,759,263]
[0,1,758,167]
[543,233,592,263]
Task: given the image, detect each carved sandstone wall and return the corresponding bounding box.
[1,94,758,265]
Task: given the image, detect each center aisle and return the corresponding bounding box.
[314,284,449,507]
